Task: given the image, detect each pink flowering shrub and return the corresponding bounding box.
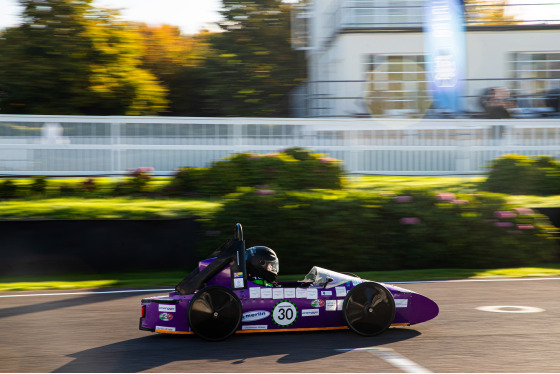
[435,192,456,201]
[395,195,413,203]
[400,217,421,225]
[495,211,516,219]
[202,188,558,273]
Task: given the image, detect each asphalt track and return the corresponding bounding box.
[1,278,559,373]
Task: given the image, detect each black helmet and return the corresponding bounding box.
[246,246,279,283]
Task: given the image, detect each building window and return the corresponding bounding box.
[291,5,311,50]
[363,54,430,116]
[344,0,424,27]
[510,52,560,108]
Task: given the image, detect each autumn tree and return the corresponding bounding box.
[138,24,213,116]
[0,0,167,115]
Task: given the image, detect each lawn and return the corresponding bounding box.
[1,265,559,292]
[2,175,560,220]
[0,197,221,220]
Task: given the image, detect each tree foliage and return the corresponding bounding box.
[0,0,305,117]
[201,0,306,117]
[0,0,167,115]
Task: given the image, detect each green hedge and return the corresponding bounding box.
[200,188,558,274]
[482,154,560,195]
[165,148,344,196]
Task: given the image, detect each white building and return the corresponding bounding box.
[291,0,560,118]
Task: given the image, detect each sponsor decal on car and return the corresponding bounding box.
[261,288,273,299]
[395,299,409,308]
[242,310,271,322]
[242,325,268,330]
[272,300,298,327]
[283,288,296,298]
[306,288,318,300]
[233,272,244,278]
[336,299,344,311]
[233,278,244,288]
[159,313,173,321]
[249,287,261,298]
[302,309,319,317]
[311,299,325,308]
[158,304,176,313]
[335,286,347,297]
[321,290,332,296]
[325,300,337,311]
[156,326,175,331]
[273,288,284,299]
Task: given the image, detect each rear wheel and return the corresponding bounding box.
[343,281,395,336]
[188,286,242,341]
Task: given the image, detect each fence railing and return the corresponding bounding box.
[293,79,560,119]
[0,115,559,176]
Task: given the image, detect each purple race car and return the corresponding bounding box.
[139,224,439,341]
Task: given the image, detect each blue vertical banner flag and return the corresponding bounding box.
[423,0,467,113]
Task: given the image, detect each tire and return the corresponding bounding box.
[343,281,395,336]
[187,285,242,341]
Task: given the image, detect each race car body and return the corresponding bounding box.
[139,224,439,341]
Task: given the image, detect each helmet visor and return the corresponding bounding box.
[264,259,279,275]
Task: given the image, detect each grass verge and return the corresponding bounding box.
[0,197,221,220]
[1,265,559,292]
[2,176,560,220]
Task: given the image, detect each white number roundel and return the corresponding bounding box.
[272,301,297,327]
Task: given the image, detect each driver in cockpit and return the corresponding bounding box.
[246,246,279,287]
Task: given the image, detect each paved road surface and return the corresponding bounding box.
[1,278,559,372]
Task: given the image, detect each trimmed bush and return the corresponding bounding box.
[113,168,153,195]
[482,154,560,195]
[30,177,47,195]
[167,148,344,196]
[200,188,558,274]
[0,179,18,198]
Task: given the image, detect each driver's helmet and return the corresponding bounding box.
[246,246,279,283]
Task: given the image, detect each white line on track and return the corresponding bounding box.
[0,288,174,298]
[0,277,559,298]
[337,347,431,373]
[387,277,560,284]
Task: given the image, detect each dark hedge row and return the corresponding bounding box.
[0,169,155,198]
[200,188,558,274]
[482,154,560,195]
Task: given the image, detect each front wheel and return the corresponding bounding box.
[187,286,242,341]
[343,281,395,336]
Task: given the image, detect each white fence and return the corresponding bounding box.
[0,114,559,176]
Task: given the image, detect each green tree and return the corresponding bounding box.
[202,0,306,117]
[0,0,167,115]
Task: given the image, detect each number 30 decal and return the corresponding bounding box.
[272,301,298,327]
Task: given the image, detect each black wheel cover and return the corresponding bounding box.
[187,286,242,341]
[343,281,396,336]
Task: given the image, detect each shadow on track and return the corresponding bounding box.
[54,328,420,372]
[0,289,170,319]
